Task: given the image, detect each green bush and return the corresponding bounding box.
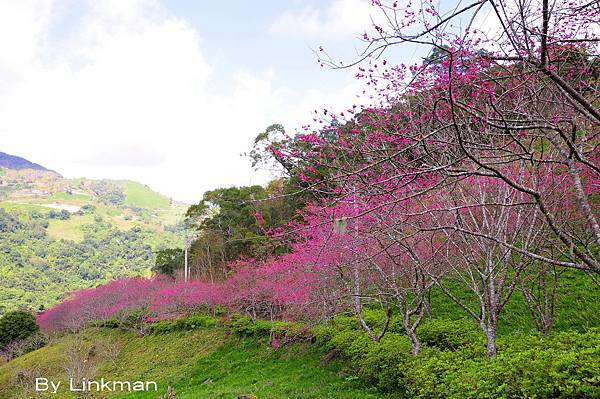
[146,314,217,334]
[229,315,272,337]
[402,330,600,398]
[358,333,413,390]
[323,316,600,398]
[328,309,407,335]
[328,329,370,357]
[213,305,227,316]
[417,318,484,351]
[94,318,120,329]
[229,315,312,347]
[116,307,149,334]
[270,321,311,346]
[0,311,39,348]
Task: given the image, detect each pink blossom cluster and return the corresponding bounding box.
[37,251,325,332]
[37,277,172,332]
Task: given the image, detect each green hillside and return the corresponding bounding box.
[123,180,171,210]
[0,168,187,314]
[0,326,384,399]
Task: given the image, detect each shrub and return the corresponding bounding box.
[329,329,372,363]
[228,315,312,348]
[402,331,600,398]
[115,307,150,335]
[213,305,227,316]
[94,318,120,329]
[230,315,272,337]
[417,318,484,351]
[0,311,39,349]
[145,314,217,334]
[270,321,311,347]
[323,318,600,398]
[0,332,47,360]
[357,333,413,390]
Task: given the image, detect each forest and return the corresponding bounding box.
[1,0,599,398]
[0,207,161,313]
[0,173,184,314]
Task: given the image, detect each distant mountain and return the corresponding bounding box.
[0,151,49,171]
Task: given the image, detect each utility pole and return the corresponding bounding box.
[183,231,193,282]
[184,245,189,282]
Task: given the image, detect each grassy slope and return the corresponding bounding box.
[48,191,92,203]
[123,181,171,209]
[0,327,385,399]
[0,202,55,214]
[46,214,95,242]
[428,270,600,335]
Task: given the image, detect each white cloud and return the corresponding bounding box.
[0,0,366,203]
[269,0,377,39]
[0,0,54,81]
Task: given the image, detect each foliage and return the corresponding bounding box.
[416,319,484,351]
[115,306,151,335]
[0,209,21,232]
[46,210,70,220]
[229,314,273,337]
[270,320,312,347]
[153,248,184,277]
[0,311,39,349]
[322,317,600,398]
[145,314,217,334]
[0,203,181,315]
[88,180,125,206]
[183,178,308,282]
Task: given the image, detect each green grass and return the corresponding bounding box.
[123,181,171,210]
[46,214,95,242]
[154,205,187,226]
[163,339,384,399]
[49,191,91,203]
[0,327,388,399]
[0,201,55,213]
[65,178,84,187]
[428,270,600,335]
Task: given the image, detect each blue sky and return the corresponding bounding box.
[0,0,469,202]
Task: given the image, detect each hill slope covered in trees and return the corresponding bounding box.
[0,165,187,314]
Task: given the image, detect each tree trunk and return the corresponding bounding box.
[406,327,420,356]
[484,324,497,358]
